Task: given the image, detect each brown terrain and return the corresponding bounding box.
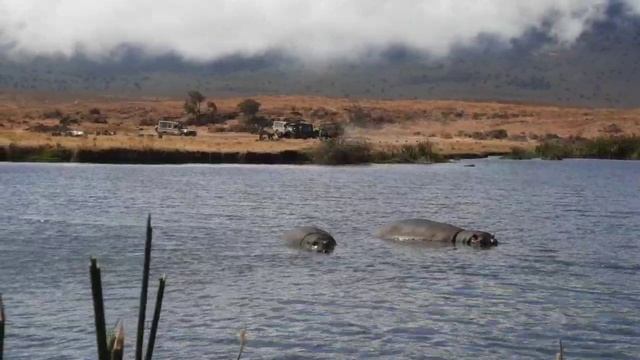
[1,93,640,157]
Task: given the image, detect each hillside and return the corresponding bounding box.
[1,2,640,107]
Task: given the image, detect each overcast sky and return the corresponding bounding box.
[1,0,638,61]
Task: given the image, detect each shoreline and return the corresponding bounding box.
[0,144,511,165]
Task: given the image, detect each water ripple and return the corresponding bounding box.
[0,160,639,359]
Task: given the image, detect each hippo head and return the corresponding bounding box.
[301,233,336,254]
[456,231,498,248]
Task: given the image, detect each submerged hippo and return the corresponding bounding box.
[377,219,498,248]
[283,226,337,254]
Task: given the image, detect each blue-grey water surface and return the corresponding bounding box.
[0,159,639,359]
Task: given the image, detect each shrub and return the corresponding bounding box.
[237,99,261,117]
[380,141,443,163]
[504,146,536,160]
[59,116,80,126]
[535,140,575,160]
[310,139,373,165]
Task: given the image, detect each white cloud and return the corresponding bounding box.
[0,0,632,61]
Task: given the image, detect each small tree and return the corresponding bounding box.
[184,90,206,117]
[206,101,218,115]
[237,99,261,118]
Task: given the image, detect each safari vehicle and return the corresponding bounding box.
[272,120,316,139]
[65,129,86,137]
[155,120,197,137]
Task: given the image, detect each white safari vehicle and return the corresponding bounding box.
[155,120,197,137]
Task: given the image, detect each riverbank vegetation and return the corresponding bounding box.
[0,141,445,165]
[503,146,538,160]
[0,144,309,164]
[501,136,640,160]
[310,140,444,165]
[536,135,640,160]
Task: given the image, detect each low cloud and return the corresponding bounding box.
[0,0,638,62]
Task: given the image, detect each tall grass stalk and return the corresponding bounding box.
[145,275,166,360]
[555,340,565,360]
[90,258,109,360]
[136,215,153,360]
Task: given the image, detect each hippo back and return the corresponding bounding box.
[377,219,463,243]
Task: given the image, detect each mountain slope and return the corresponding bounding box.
[1,1,640,107]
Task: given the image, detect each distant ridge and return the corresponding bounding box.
[2,1,640,107]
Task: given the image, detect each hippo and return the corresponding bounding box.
[283,226,337,254]
[377,219,498,248]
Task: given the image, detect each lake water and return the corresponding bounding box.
[0,159,639,359]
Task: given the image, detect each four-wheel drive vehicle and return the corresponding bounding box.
[155,120,197,136]
[65,129,86,137]
[272,120,316,139]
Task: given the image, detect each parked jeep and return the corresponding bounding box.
[155,120,197,136]
[272,120,316,139]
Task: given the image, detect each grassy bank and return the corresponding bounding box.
[12,137,640,165]
[536,135,640,160]
[501,136,640,160]
[309,140,445,165]
[1,141,451,165]
[0,144,310,164]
